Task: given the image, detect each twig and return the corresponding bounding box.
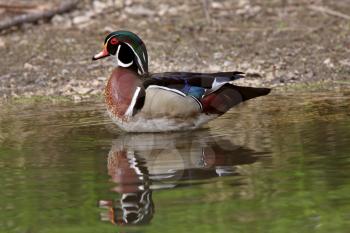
[201,0,212,24]
[333,81,350,85]
[209,26,318,32]
[0,0,79,31]
[309,5,350,20]
[0,3,43,13]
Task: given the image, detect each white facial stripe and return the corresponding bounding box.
[106,36,146,73]
[116,45,134,67]
[124,43,145,73]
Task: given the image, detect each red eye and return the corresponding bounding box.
[110,38,118,45]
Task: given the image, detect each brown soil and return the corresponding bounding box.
[0,0,349,100]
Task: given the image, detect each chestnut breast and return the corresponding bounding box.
[105,68,142,117]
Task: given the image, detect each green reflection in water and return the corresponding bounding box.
[0,93,350,233]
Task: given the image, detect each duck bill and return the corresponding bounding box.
[92,47,110,60]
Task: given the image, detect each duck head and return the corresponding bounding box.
[93,30,148,75]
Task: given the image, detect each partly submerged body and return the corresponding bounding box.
[105,68,270,132]
[93,30,270,132]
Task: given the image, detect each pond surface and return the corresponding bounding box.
[1,92,350,233]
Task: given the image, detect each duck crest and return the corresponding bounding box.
[105,68,143,120]
[106,31,148,75]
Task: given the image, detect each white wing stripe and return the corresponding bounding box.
[147,85,186,96]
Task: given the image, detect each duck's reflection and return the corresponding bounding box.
[99,131,266,225]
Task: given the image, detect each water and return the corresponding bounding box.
[1,93,350,233]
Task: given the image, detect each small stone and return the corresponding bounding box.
[323,58,334,68]
[97,76,107,81]
[111,0,124,9]
[223,61,233,67]
[208,64,221,71]
[61,69,69,75]
[238,0,250,7]
[0,37,5,48]
[73,14,91,25]
[339,59,350,67]
[236,5,261,18]
[73,95,82,102]
[24,63,39,71]
[52,14,72,28]
[211,2,224,9]
[125,5,156,16]
[305,71,315,79]
[158,4,170,16]
[92,80,100,86]
[124,0,133,6]
[93,1,108,13]
[74,87,93,95]
[168,7,179,15]
[213,52,223,59]
[240,62,251,70]
[286,72,294,79]
[90,89,100,95]
[51,15,65,25]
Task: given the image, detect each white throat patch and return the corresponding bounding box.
[116,44,133,67]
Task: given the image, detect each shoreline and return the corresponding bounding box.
[1,0,349,100]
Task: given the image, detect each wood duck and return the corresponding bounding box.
[92,30,270,132]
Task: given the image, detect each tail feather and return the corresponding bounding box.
[201,84,271,115]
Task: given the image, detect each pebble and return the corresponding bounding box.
[158,4,170,16]
[52,15,65,25]
[286,72,294,80]
[223,61,233,67]
[323,58,335,68]
[0,37,5,48]
[305,71,315,79]
[339,59,350,67]
[208,64,221,71]
[97,76,107,81]
[51,15,72,28]
[238,0,250,7]
[125,5,156,16]
[236,5,261,18]
[61,69,69,75]
[73,87,93,95]
[73,95,82,102]
[93,1,108,13]
[91,80,100,87]
[211,2,224,9]
[213,52,223,59]
[124,0,133,6]
[111,0,124,9]
[73,12,93,25]
[24,63,39,71]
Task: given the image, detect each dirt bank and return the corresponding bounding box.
[0,0,349,100]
